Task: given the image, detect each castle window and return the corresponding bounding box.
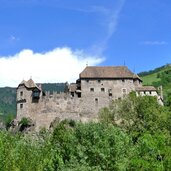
[33,91,40,98]
[95,98,98,103]
[20,104,23,109]
[78,93,81,98]
[90,88,94,92]
[71,92,74,97]
[32,88,41,99]
[108,88,112,97]
[101,88,105,92]
[98,80,101,83]
[20,91,23,96]
[86,80,89,83]
[122,79,125,83]
[122,88,127,95]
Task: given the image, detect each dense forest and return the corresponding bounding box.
[0,94,171,170]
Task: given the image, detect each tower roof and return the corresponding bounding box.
[18,79,41,90]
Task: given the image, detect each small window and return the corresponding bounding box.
[101,88,105,92]
[71,92,74,97]
[122,79,125,83]
[122,88,127,95]
[90,88,94,92]
[86,80,89,83]
[149,91,152,95]
[78,93,81,98]
[108,89,112,97]
[109,93,112,97]
[20,104,23,109]
[95,98,98,103]
[33,91,40,98]
[20,91,23,96]
[98,80,101,83]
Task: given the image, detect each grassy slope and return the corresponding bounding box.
[140,64,171,104]
[142,73,160,85]
[141,65,171,85]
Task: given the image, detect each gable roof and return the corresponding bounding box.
[79,66,142,80]
[18,79,41,91]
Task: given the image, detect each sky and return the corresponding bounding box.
[0,0,171,87]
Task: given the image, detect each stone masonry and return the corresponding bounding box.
[16,66,163,131]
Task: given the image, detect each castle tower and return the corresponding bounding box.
[16,79,42,121]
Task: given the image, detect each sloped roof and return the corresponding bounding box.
[79,66,142,80]
[135,86,156,91]
[18,79,41,90]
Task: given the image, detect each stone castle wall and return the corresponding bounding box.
[16,76,161,131]
[17,86,108,131]
[16,78,139,130]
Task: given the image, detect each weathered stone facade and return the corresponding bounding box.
[16,66,163,131]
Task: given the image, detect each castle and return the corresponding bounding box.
[16,66,163,131]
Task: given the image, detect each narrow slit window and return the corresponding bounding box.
[20,91,23,96]
[101,88,105,92]
[20,104,23,109]
[122,88,127,95]
[90,88,94,92]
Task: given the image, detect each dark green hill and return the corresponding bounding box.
[41,83,66,93]
[0,87,16,116]
[139,64,171,105]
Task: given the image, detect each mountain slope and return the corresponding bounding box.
[0,87,17,116]
[139,64,171,104]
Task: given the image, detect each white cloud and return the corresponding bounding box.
[8,35,20,44]
[141,41,168,45]
[90,0,126,55]
[0,47,104,87]
[65,0,126,55]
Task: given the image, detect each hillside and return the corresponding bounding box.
[139,64,171,104]
[0,87,16,115]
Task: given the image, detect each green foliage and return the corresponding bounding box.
[4,113,15,129]
[0,87,16,117]
[0,131,53,171]
[99,94,171,170]
[19,117,31,127]
[0,94,171,170]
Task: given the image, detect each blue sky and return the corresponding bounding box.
[0,0,171,86]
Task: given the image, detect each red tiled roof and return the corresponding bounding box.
[79,66,141,80]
